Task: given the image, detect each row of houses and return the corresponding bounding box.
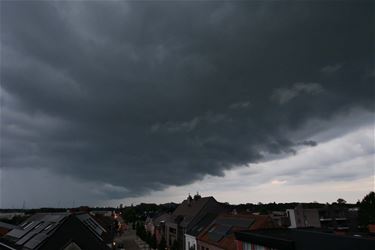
[286,204,360,232]
[144,194,279,250]
[235,229,375,250]
[143,194,375,250]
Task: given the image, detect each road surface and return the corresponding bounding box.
[114,223,151,250]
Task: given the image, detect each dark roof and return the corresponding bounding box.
[0,213,110,250]
[198,213,275,250]
[0,223,18,231]
[76,213,107,240]
[172,196,217,228]
[173,197,215,217]
[152,213,172,225]
[186,213,217,237]
[235,229,375,250]
[0,213,69,249]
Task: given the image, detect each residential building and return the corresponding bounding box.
[93,213,120,241]
[0,213,112,250]
[145,213,171,244]
[0,213,25,220]
[165,194,227,250]
[286,205,320,228]
[185,213,218,250]
[234,228,375,250]
[197,212,276,250]
[269,212,290,228]
[90,211,114,218]
[0,222,17,237]
[318,205,358,232]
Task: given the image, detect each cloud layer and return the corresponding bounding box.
[124,124,374,205]
[1,1,374,200]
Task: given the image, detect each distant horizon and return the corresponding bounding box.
[0,191,371,210]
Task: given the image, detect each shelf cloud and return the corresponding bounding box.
[1,1,373,203]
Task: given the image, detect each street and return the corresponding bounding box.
[114,223,151,250]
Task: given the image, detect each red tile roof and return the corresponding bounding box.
[198,213,276,250]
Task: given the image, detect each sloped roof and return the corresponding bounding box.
[172,196,217,228]
[0,222,18,231]
[0,213,109,250]
[76,213,107,241]
[152,213,173,225]
[1,213,70,249]
[173,197,215,216]
[186,213,217,237]
[198,213,276,250]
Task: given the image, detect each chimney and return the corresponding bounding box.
[187,194,193,206]
[193,192,201,201]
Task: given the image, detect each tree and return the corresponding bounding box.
[150,233,157,249]
[136,222,141,236]
[171,240,178,250]
[158,236,166,250]
[358,192,375,229]
[337,198,346,205]
[146,231,152,245]
[136,221,146,240]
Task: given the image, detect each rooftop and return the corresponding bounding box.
[172,196,218,228]
[235,229,375,250]
[0,212,110,250]
[198,213,276,250]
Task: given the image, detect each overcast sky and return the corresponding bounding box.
[0,1,374,208]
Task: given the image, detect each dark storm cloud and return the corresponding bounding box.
[298,140,318,147]
[1,1,374,198]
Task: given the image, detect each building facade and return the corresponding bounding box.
[235,229,375,250]
[287,205,320,228]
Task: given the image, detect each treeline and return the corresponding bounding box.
[121,202,177,223]
[120,199,361,223]
[233,199,359,214]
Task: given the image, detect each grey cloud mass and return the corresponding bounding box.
[1,1,374,200]
[270,82,324,105]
